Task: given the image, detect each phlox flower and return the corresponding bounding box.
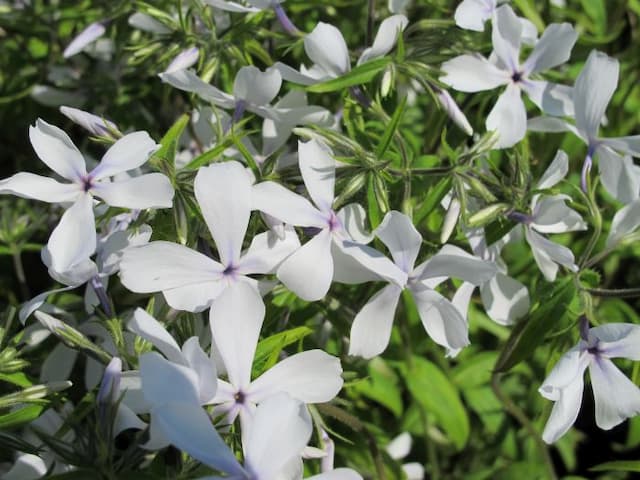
[59,105,120,138]
[119,160,300,312]
[341,211,496,359]
[203,0,300,36]
[441,4,576,148]
[454,0,538,43]
[540,321,640,443]
[529,50,640,203]
[63,21,106,58]
[163,47,200,74]
[0,120,173,282]
[251,139,374,301]
[385,433,424,480]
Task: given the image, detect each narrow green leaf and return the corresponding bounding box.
[0,404,44,430]
[0,430,40,454]
[150,113,190,174]
[367,173,382,229]
[375,95,406,158]
[252,326,313,376]
[590,460,640,473]
[307,57,391,93]
[414,177,452,225]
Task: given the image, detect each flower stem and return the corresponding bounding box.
[583,286,640,298]
[272,3,301,37]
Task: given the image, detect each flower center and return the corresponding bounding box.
[511,71,523,83]
[81,175,94,192]
[223,263,238,277]
[234,390,246,404]
[327,211,341,232]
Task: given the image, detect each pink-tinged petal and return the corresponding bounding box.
[480,273,529,325]
[159,69,236,108]
[153,402,245,475]
[29,118,86,181]
[209,281,264,390]
[596,147,640,204]
[454,0,495,31]
[119,241,224,293]
[0,172,79,203]
[357,14,408,65]
[237,229,300,275]
[63,22,106,58]
[92,173,174,209]
[485,84,527,149]
[536,149,568,190]
[522,23,577,75]
[304,22,350,77]
[574,50,619,139]
[181,337,218,404]
[375,211,422,273]
[522,80,574,117]
[298,139,336,212]
[348,284,402,359]
[164,47,199,74]
[140,352,200,406]
[415,244,496,285]
[233,66,282,106]
[47,193,96,274]
[195,161,252,266]
[590,357,640,430]
[440,54,509,92]
[249,350,343,403]
[90,131,159,179]
[162,281,226,313]
[128,308,184,364]
[541,371,585,444]
[251,181,325,227]
[491,5,522,72]
[277,229,333,301]
[591,324,640,360]
[606,199,640,248]
[244,394,312,479]
[410,285,470,350]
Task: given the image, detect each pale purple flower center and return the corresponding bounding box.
[80,175,95,192]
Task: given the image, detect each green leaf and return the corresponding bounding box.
[150,113,190,175]
[0,404,44,430]
[401,356,470,450]
[590,460,640,473]
[495,277,578,373]
[0,430,40,454]
[367,173,382,229]
[306,57,391,93]
[579,0,607,34]
[414,176,452,225]
[374,96,406,158]
[0,371,32,388]
[485,217,517,246]
[252,326,313,376]
[352,357,403,418]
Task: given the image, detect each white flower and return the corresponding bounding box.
[454,0,537,43]
[441,5,576,148]
[163,47,199,74]
[63,22,106,58]
[540,322,640,443]
[59,105,120,137]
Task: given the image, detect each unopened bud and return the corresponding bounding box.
[467,203,509,227]
[436,89,473,136]
[440,198,461,243]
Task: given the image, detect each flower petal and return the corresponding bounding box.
[525,228,576,281]
[63,22,106,58]
[304,22,350,77]
[252,181,326,227]
[536,149,568,190]
[440,54,509,92]
[591,323,640,360]
[29,118,86,181]
[596,147,640,204]
[357,14,408,65]
[606,199,640,248]
[119,241,224,293]
[298,139,336,212]
[331,240,398,284]
[348,283,402,359]
[454,0,495,31]
[541,371,585,444]
[532,195,587,233]
[480,273,530,325]
[574,50,619,138]
[277,229,334,301]
[601,135,640,157]
[140,352,200,406]
[249,349,343,403]
[1,454,48,480]
[128,308,184,364]
[522,80,574,117]
[181,337,218,404]
[159,69,236,108]
[485,83,527,149]
[491,5,522,72]
[237,229,300,275]
[162,281,226,312]
[194,161,252,266]
[0,172,79,203]
[209,281,264,390]
[93,173,174,209]
[233,66,281,106]
[590,357,640,430]
[337,203,372,244]
[522,23,577,75]
[415,244,497,285]
[374,211,422,273]
[91,131,159,179]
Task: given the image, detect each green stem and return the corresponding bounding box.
[583,287,640,299]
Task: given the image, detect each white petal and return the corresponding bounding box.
[114,403,147,436]
[536,149,568,190]
[540,347,590,399]
[522,23,577,75]
[532,195,587,233]
[237,229,300,275]
[525,228,576,281]
[233,66,281,106]
[440,54,509,92]
[454,0,495,31]
[244,394,312,478]
[410,285,470,350]
[29,118,86,181]
[203,0,259,12]
[162,281,226,312]
[0,172,79,203]
[574,50,619,138]
[1,454,48,480]
[357,14,408,65]
[522,80,574,117]
[348,284,402,359]
[128,308,184,364]
[386,432,412,459]
[331,240,399,285]
[120,371,150,414]
[128,12,172,34]
[527,116,580,136]
[304,22,350,77]
[491,5,522,72]
[153,402,245,474]
[485,84,527,149]
[249,350,343,403]
[90,131,159,179]
[182,337,218,404]
[375,211,422,273]
[590,357,640,430]
[601,135,640,157]
[606,199,640,247]
[337,203,373,244]
[40,343,77,383]
[480,273,530,325]
[591,323,640,360]
[415,244,497,285]
[19,285,78,323]
[140,352,200,406]
[164,47,200,74]
[541,372,585,443]
[63,22,106,58]
[47,193,96,273]
[209,281,264,390]
[436,89,474,136]
[195,161,252,266]
[92,173,174,209]
[309,469,363,480]
[159,69,236,108]
[298,139,336,212]
[119,241,223,293]
[252,181,326,227]
[597,147,640,204]
[271,62,321,86]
